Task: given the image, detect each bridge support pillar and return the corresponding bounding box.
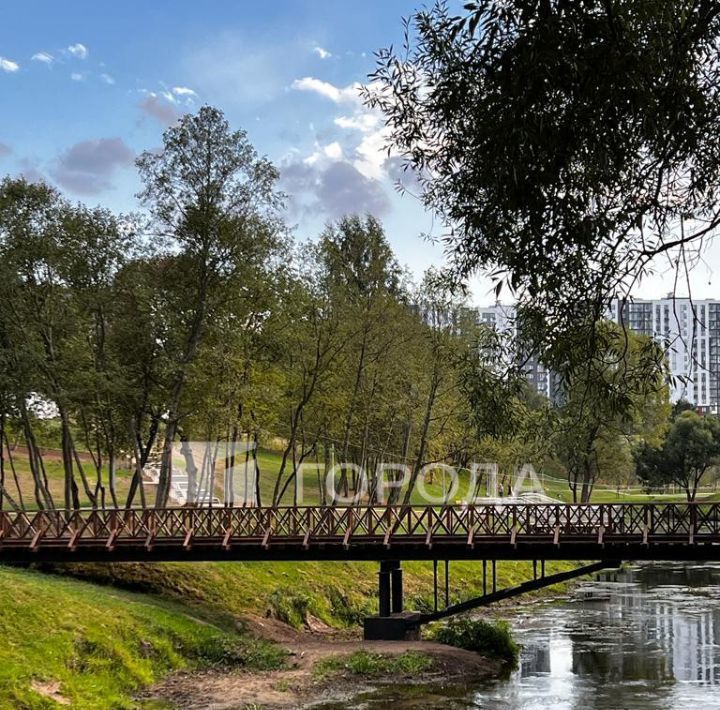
[391,560,403,613]
[364,560,419,640]
[378,560,392,616]
[378,560,403,615]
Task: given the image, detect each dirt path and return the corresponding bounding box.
[143,615,501,709]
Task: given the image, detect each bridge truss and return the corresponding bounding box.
[0,502,718,562]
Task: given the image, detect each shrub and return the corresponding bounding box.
[267,588,312,628]
[190,636,286,670]
[430,618,519,666]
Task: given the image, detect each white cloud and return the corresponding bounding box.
[324,141,343,160]
[32,52,54,65]
[100,73,115,85]
[334,113,380,132]
[303,141,343,166]
[68,43,88,59]
[172,86,196,97]
[354,126,394,181]
[291,77,362,105]
[71,72,85,82]
[0,57,19,73]
[313,46,331,60]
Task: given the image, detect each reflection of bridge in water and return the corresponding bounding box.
[3,503,720,638]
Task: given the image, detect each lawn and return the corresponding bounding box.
[6,441,714,509]
[0,565,284,709]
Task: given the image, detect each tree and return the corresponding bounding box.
[367,1,720,358]
[672,398,696,420]
[550,321,670,502]
[136,106,283,507]
[399,270,477,504]
[461,323,557,495]
[635,410,720,501]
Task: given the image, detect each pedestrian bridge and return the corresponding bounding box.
[0,502,718,563]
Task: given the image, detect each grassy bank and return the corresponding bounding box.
[40,557,580,631]
[314,650,434,679]
[0,566,284,709]
[1,554,582,706]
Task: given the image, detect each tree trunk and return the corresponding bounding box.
[179,435,198,505]
[20,404,54,510]
[3,430,25,509]
[60,409,80,511]
[0,411,4,511]
[252,430,262,507]
[401,371,440,506]
[156,418,177,508]
[108,454,119,508]
[242,435,251,506]
[126,415,159,509]
[224,424,238,507]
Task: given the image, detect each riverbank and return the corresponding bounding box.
[0,559,579,707]
[142,614,503,709]
[38,558,581,627]
[0,567,284,709]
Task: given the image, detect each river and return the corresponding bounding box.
[314,561,720,709]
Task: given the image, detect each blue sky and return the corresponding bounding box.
[0,1,467,296]
[1,1,717,303]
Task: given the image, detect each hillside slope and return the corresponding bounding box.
[0,566,283,709]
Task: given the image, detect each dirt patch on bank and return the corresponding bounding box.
[142,614,501,709]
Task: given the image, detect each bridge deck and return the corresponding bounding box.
[1,503,719,563]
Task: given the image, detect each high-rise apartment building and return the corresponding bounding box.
[609,297,720,412]
[475,304,555,399]
[476,298,720,411]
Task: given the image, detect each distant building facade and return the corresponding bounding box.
[475,303,555,400]
[476,298,720,412]
[609,297,720,412]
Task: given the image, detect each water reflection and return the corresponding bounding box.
[311,562,720,709]
[480,562,720,709]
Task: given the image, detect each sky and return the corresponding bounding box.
[1,1,719,305]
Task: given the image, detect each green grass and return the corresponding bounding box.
[41,557,580,632]
[314,650,433,680]
[429,618,519,666]
[0,565,285,709]
[9,441,718,508]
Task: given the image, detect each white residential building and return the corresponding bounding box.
[476,297,720,411]
[609,297,720,412]
[475,303,555,400]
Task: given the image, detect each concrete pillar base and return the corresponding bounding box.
[363,612,422,641]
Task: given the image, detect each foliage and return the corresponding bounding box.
[0,103,682,510]
[135,105,284,507]
[549,319,670,501]
[268,588,313,628]
[0,131,486,510]
[430,617,519,666]
[635,410,720,501]
[367,1,720,331]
